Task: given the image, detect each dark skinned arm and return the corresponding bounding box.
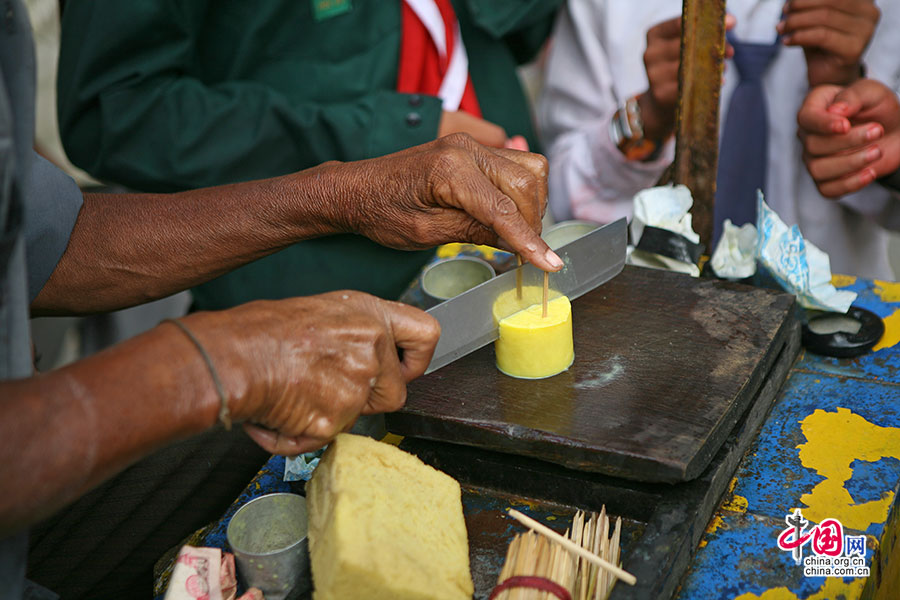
[4,135,557,534]
[1,291,440,535]
[33,134,559,315]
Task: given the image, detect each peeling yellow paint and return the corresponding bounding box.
[873,280,900,303]
[721,476,749,513]
[872,307,900,352]
[733,577,865,600]
[700,514,725,548]
[724,493,749,513]
[797,408,900,530]
[831,274,858,288]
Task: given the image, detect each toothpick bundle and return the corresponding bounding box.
[494,508,627,600]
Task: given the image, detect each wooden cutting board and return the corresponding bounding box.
[386,266,800,483]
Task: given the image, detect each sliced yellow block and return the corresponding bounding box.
[492,285,548,324]
[307,434,473,600]
[495,295,574,379]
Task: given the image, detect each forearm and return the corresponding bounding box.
[0,321,220,535]
[32,165,348,315]
[545,122,672,223]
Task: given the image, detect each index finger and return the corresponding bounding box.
[465,147,561,270]
[380,301,441,382]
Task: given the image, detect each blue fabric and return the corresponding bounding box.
[23,154,83,301]
[714,31,781,245]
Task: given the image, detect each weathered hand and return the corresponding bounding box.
[779,0,880,86]
[334,133,562,271]
[798,79,900,197]
[182,292,440,455]
[638,15,735,143]
[439,110,508,148]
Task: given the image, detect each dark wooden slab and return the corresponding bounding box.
[400,311,801,599]
[387,266,799,483]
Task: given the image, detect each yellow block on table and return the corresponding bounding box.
[495,292,574,379]
[307,434,473,600]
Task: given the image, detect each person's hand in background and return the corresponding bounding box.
[439,110,529,150]
[438,110,507,147]
[798,78,900,197]
[636,15,736,145]
[779,0,880,87]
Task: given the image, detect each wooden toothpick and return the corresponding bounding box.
[516,255,523,300]
[507,509,637,586]
[542,271,549,318]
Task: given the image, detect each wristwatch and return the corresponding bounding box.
[609,96,662,162]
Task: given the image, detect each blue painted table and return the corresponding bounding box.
[156,276,900,600]
[676,276,900,600]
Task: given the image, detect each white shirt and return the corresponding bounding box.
[538,0,900,279]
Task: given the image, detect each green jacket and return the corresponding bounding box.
[58,0,559,309]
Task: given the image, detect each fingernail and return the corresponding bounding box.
[866,125,883,141]
[828,102,849,115]
[865,146,881,162]
[775,21,785,34]
[546,250,563,270]
[831,119,847,134]
[861,167,877,184]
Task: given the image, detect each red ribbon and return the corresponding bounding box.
[397,0,482,117]
[488,576,572,600]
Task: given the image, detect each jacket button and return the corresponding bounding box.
[408,94,423,107]
[406,112,422,127]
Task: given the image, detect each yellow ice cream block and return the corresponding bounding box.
[491,286,562,325]
[495,294,574,379]
[307,434,473,600]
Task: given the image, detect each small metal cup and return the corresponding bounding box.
[421,256,496,308]
[541,220,600,250]
[227,493,310,600]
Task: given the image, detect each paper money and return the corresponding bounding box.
[165,545,265,600]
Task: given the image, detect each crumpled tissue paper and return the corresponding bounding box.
[628,184,702,277]
[710,219,758,279]
[756,191,856,312]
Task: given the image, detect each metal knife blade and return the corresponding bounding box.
[424,218,627,374]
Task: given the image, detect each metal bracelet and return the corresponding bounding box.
[164,318,232,430]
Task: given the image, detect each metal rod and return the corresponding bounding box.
[672,0,727,249]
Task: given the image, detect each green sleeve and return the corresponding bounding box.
[58,1,442,192]
[462,0,562,41]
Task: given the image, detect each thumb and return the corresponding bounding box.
[380,301,441,382]
[828,85,869,119]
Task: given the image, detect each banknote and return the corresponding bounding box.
[165,545,264,600]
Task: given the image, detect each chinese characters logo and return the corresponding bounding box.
[776,509,869,577]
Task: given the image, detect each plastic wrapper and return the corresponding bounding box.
[628,185,702,277]
[756,192,856,312]
[284,450,324,482]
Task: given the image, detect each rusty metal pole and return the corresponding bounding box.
[672,0,727,250]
